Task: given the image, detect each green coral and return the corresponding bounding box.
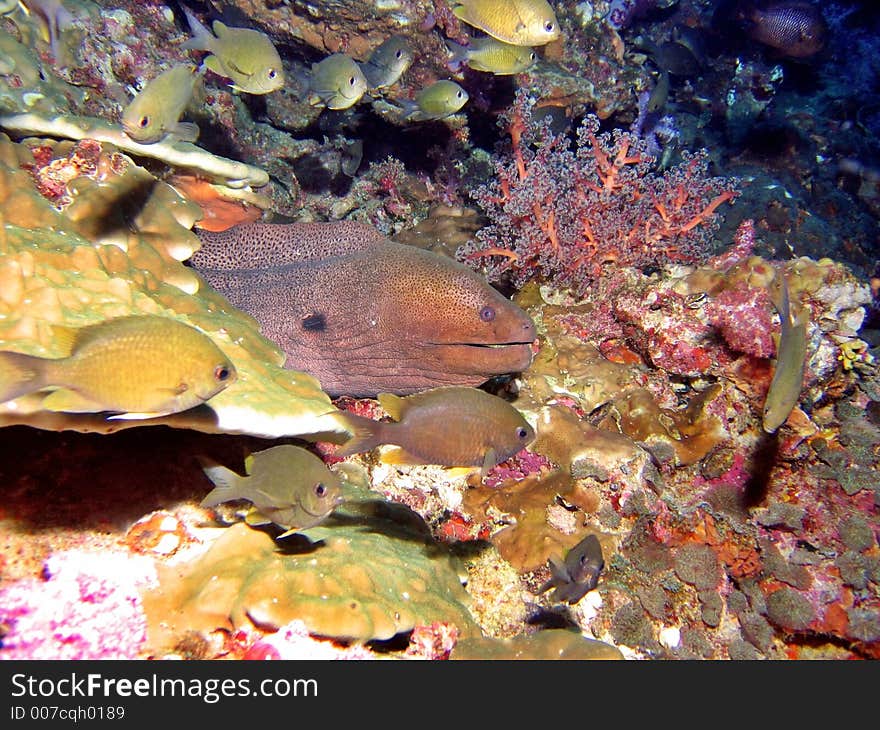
[144,488,480,647]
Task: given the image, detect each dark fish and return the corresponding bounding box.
[336,385,535,475]
[538,533,604,604]
[651,40,701,77]
[646,70,670,114]
[190,222,536,397]
[745,2,827,58]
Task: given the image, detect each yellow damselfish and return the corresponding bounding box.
[307,53,368,110]
[399,79,469,122]
[122,63,202,144]
[181,6,284,95]
[200,444,345,536]
[448,37,538,75]
[452,0,560,46]
[0,315,236,419]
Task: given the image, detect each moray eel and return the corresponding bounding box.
[189,221,536,397]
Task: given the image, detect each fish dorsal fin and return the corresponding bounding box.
[48,324,79,357]
[377,392,405,421]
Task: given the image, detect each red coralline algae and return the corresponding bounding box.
[705,283,775,358]
[458,90,738,296]
[0,550,156,659]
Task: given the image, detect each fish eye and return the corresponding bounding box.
[314,482,326,497]
[479,305,495,322]
[529,52,537,61]
[349,76,357,86]
[395,50,403,59]
[214,364,232,381]
[138,115,150,128]
[516,427,529,440]
[457,90,464,99]
[544,20,555,33]
[268,69,277,79]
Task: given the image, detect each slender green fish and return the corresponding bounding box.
[447,37,537,75]
[763,274,809,433]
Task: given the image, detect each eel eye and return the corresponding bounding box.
[479,305,496,322]
[214,365,232,382]
[138,115,150,128]
[314,482,326,497]
[516,427,529,440]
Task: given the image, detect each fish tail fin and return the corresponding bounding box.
[445,40,469,72]
[180,6,214,52]
[334,412,386,457]
[199,463,244,507]
[0,351,47,404]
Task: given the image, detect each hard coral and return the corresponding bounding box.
[144,492,479,648]
[0,134,341,440]
[458,90,738,296]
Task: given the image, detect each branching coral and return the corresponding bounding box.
[457,90,739,296]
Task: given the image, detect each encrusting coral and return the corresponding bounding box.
[0,133,342,439]
[143,486,480,648]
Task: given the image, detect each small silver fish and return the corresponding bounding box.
[122,63,202,144]
[763,274,809,433]
[307,53,369,110]
[200,444,344,536]
[361,35,413,90]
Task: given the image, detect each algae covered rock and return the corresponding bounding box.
[144,489,480,647]
[0,133,340,439]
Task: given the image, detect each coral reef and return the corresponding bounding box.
[143,488,479,649]
[457,90,738,296]
[0,133,341,439]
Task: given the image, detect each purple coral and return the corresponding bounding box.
[457,91,739,296]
